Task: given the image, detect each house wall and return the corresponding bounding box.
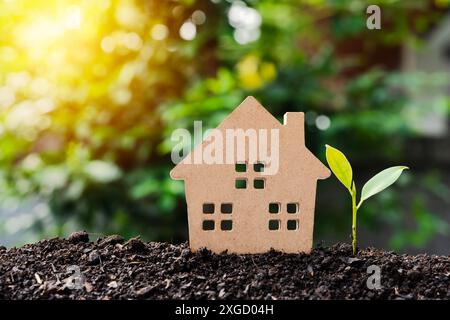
[182,126,322,254]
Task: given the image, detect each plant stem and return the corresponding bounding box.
[356,200,362,210]
[351,183,357,255]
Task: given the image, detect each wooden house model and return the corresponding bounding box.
[170,96,330,253]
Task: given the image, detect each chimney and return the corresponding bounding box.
[283,112,305,144]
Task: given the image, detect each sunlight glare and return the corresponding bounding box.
[64,5,82,30]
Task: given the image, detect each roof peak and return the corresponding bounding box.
[170,96,330,180]
[218,95,280,128]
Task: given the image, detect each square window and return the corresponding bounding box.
[235,162,247,172]
[268,219,280,231]
[221,203,233,214]
[235,178,247,189]
[253,178,265,189]
[221,220,233,231]
[202,203,215,214]
[287,219,299,230]
[269,202,280,214]
[253,162,265,172]
[202,220,215,231]
[287,203,299,214]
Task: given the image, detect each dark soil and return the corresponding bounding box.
[0,232,449,300]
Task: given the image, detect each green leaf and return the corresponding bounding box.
[360,166,409,204]
[325,144,353,193]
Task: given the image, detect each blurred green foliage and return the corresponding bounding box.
[0,0,449,249]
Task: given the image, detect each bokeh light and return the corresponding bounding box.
[151,24,169,41]
[179,21,197,41]
[228,1,261,44]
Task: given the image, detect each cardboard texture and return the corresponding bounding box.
[171,96,330,253]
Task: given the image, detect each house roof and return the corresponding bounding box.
[170,96,330,179]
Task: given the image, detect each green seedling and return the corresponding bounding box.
[325,144,409,255]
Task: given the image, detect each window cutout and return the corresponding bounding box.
[221,220,233,231]
[254,178,265,189]
[202,220,215,231]
[203,203,215,214]
[235,162,247,172]
[221,203,233,214]
[287,219,299,230]
[287,203,298,214]
[253,162,265,172]
[268,219,280,231]
[235,178,247,189]
[269,202,280,214]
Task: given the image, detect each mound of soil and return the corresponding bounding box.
[0,232,449,300]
